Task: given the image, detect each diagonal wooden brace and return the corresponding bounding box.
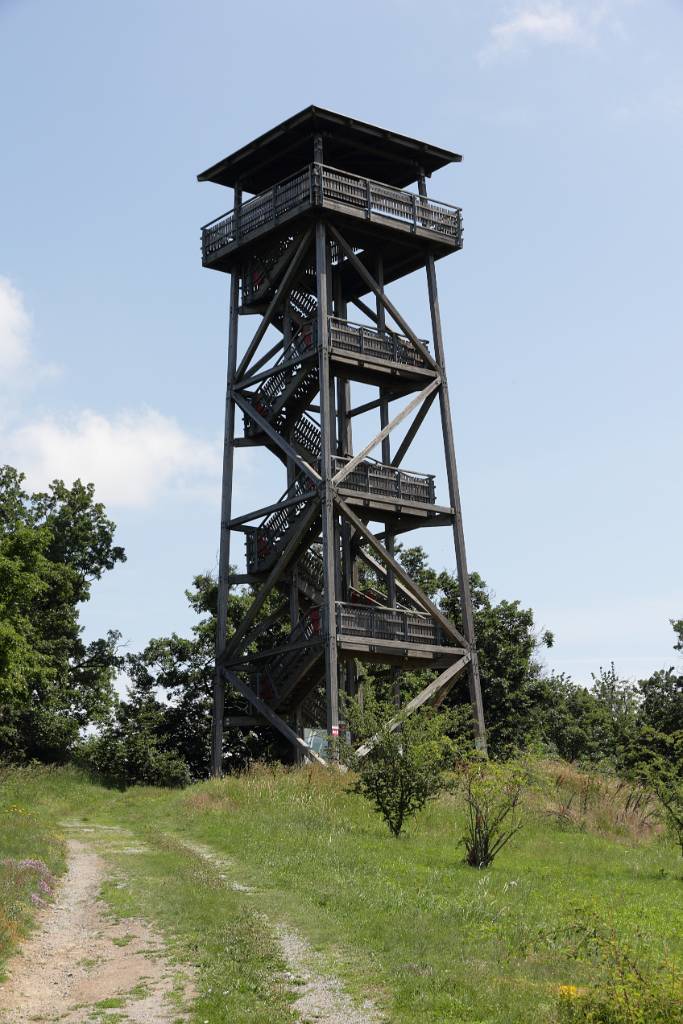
[236,228,313,380]
[332,379,440,486]
[232,390,321,485]
[391,390,437,468]
[328,224,439,373]
[354,655,470,758]
[335,494,467,647]
[223,668,326,765]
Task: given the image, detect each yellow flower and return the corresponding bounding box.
[558,985,580,1000]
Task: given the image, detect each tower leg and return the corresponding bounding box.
[212,263,241,776]
[419,174,487,753]
[316,220,339,745]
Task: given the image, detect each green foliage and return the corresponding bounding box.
[87,572,297,785]
[554,916,683,1023]
[628,733,683,856]
[345,687,456,836]
[0,466,124,763]
[455,755,536,867]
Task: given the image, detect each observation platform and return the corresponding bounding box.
[198,106,463,294]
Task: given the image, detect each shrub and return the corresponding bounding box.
[455,755,535,867]
[80,732,191,789]
[344,689,456,837]
[555,917,683,1023]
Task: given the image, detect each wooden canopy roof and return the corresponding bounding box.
[197,106,462,194]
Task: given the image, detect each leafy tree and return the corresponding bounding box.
[86,572,296,784]
[0,466,124,763]
[344,686,456,836]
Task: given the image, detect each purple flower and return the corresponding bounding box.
[18,859,50,873]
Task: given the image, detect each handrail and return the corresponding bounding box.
[331,454,436,505]
[335,601,453,647]
[319,162,461,212]
[201,163,462,259]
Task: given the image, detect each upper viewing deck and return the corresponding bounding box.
[201,164,462,269]
[198,106,463,274]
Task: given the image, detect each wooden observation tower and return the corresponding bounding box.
[198,107,487,771]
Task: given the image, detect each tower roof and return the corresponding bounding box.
[197,105,462,194]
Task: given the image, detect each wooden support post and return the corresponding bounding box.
[212,200,241,777]
[334,272,356,697]
[316,220,339,744]
[419,172,487,753]
[376,255,398,704]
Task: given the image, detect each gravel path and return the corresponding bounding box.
[179,838,382,1024]
[0,838,192,1024]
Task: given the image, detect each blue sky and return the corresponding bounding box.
[1,0,681,685]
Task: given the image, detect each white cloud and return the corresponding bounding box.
[6,409,219,509]
[479,2,628,63]
[0,276,31,375]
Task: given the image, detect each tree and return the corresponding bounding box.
[345,687,456,836]
[0,467,124,763]
[86,572,297,784]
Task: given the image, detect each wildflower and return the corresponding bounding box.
[18,859,50,873]
[558,985,580,999]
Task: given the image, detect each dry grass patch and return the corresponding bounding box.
[541,761,662,842]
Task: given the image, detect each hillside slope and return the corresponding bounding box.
[1,765,681,1023]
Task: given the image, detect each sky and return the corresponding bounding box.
[1,0,682,687]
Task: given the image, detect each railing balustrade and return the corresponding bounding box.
[335,602,452,647]
[245,473,316,573]
[201,164,462,261]
[331,455,435,505]
[328,317,428,368]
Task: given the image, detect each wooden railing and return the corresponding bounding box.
[331,455,435,505]
[319,165,461,240]
[245,473,316,574]
[328,317,429,369]
[201,164,462,260]
[335,602,452,647]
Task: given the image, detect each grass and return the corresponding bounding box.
[1,761,681,1023]
[0,765,66,967]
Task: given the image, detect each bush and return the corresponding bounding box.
[555,917,683,1023]
[344,689,456,837]
[80,732,191,789]
[455,755,535,867]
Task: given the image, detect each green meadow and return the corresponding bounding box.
[1,763,681,1023]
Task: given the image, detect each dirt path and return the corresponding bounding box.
[0,838,192,1024]
[179,839,382,1024]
